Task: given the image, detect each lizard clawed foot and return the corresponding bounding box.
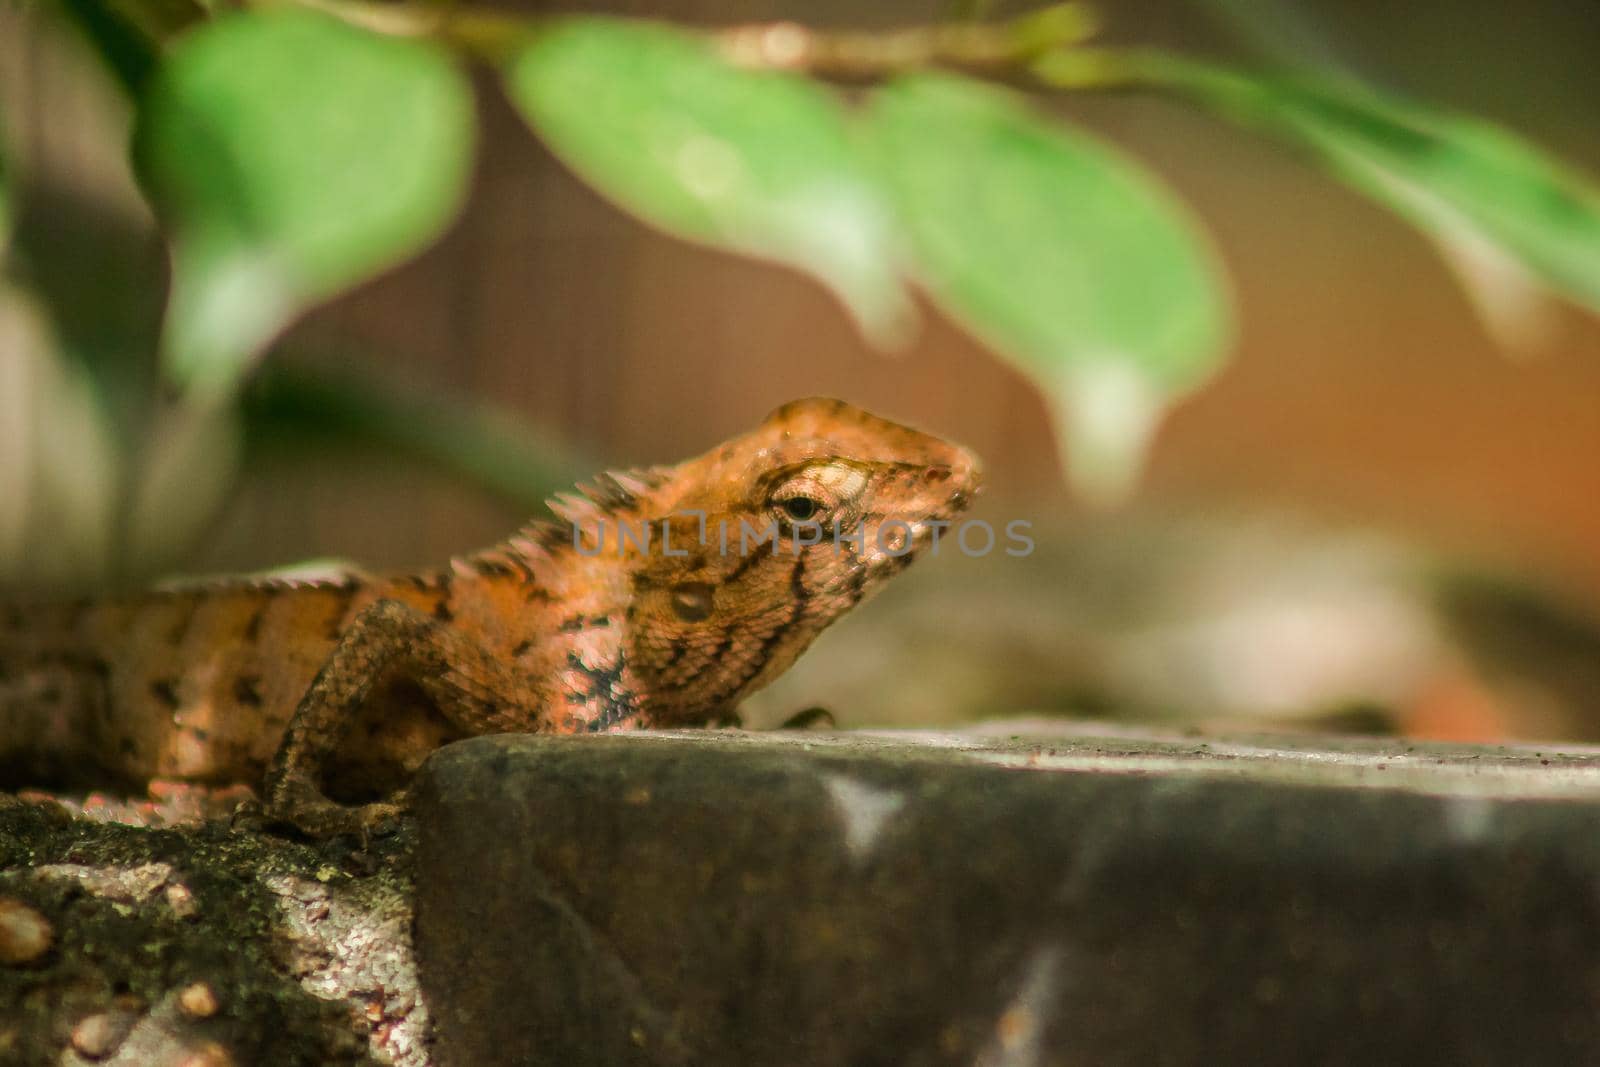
[777,706,837,730]
[352,798,408,844]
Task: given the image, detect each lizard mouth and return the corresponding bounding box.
[861,453,984,569]
[935,446,984,517]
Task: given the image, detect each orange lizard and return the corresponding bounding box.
[0,399,981,837]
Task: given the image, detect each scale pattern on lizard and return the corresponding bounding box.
[0,398,981,835]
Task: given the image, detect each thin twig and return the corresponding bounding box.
[243,0,535,59]
[715,4,1099,79]
[228,0,1102,77]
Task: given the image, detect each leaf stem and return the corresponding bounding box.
[242,0,537,59]
[169,0,1104,76]
[715,4,1100,78]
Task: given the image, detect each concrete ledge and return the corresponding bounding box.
[412,728,1600,1066]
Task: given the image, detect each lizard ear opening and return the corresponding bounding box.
[670,582,715,622]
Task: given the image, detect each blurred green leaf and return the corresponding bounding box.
[505,18,911,346]
[1183,0,1355,78]
[135,10,474,396]
[124,400,242,576]
[0,286,121,587]
[56,0,168,94]
[868,74,1230,501]
[241,360,588,512]
[1091,54,1600,334]
[9,186,167,430]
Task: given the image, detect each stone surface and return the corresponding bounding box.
[413,726,1600,1067]
[0,796,423,1066]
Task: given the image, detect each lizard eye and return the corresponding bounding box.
[766,466,858,524]
[780,496,821,522]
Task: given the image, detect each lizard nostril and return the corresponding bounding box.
[923,466,951,484]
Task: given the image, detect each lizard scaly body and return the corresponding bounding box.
[0,399,981,836]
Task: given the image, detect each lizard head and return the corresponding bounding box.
[618,397,983,722]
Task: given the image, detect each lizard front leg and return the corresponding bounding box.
[261,598,539,838]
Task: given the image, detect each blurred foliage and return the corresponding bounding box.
[240,360,588,514]
[507,19,911,347]
[1040,49,1600,352]
[53,0,199,93]
[0,289,121,586]
[136,9,474,396]
[4,0,1600,584]
[868,74,1227,501]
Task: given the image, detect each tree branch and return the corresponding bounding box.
[219,0,1105,78]
[102,0,1148,97]
[714,5,1099,79]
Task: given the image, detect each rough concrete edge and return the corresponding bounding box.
[543,726,1600,802]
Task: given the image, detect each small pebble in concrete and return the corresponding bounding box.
[69,1009,138,1059]
[175,1039,235,1067]
[165,883,199,920]
[0,896,52,965]
[178,982,219,1019]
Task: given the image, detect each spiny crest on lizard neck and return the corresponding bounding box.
[464,397,981,561]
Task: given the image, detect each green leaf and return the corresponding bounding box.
[12,186,170,428]
[135,10,474,397]
[0,286,121,587]
[505,18,910,346]
[241,359,588,512]
[868,74,1230,501]
[1095,54,1600,340]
